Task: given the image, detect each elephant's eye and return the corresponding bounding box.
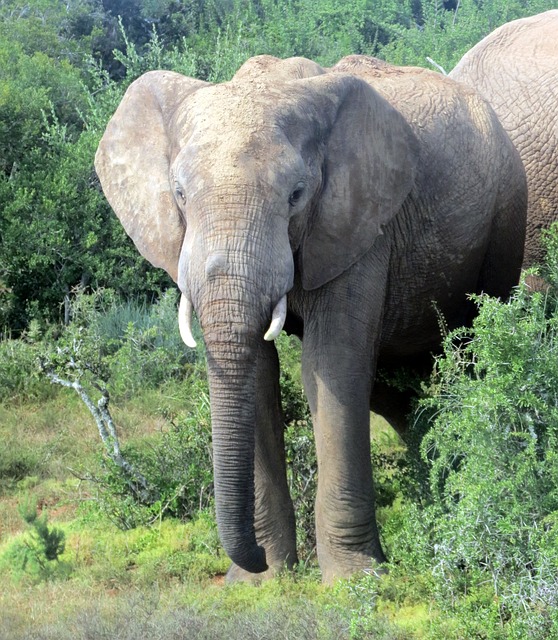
[289,185,305,207]
[173,178,186,203]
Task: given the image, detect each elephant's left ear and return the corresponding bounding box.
[301,74,419,290]
[95,71,208,283]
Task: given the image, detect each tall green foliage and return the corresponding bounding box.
[0,21,181,332]
[2,0,557,332]
[383,0,557,71]
[384,227,558,638]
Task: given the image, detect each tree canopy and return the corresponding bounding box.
[0,0,555,332]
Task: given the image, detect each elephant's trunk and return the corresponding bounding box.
[206,335,267,572]
[178,192,293,573]
[203,307,269,573]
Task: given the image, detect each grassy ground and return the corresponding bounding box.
[0,385,430,640]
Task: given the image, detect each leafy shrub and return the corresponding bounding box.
[387,226,558,637]
[0,336,52,402]
[105,302,199,399]
[277,335,318,564]
[44,287,201,398]
[0,497,71,584]
[30,287,208,528]
[0,442,42,495]
[285,415,316,564]
[371,432,410,511]
[93,373,214,529]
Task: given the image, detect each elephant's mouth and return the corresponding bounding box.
[178,291,288,348]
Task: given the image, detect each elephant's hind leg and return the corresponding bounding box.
[226,341,298,583]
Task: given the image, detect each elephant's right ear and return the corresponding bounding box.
[300,73,419,291]
[95,71,208,282]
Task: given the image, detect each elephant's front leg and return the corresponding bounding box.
[226,340,298,583]
[302,287,387,584]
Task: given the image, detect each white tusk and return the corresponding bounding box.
[264,295,287,341]
[178,293,197,348]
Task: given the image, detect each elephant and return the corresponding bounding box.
[450,10,558,270]
[95,54,527,584]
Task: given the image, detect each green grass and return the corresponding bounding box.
[0,380,432,640]
[0,503,430,639]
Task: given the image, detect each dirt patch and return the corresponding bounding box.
[211,573,226,586]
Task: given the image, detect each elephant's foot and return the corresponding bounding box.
[225,558,295,584]
[314,495,387,583]
[320,557,387,585]
[317,542,387,585]
[225,538,298,584]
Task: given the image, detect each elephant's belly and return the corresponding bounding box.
[379,284,477,359]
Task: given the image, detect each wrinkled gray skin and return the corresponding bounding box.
[95,55,527,584]
[450,10,558,269]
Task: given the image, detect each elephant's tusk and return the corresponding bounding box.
[178,293,197,348]
[264,295,287,341]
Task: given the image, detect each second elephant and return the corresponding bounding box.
[95,55,527,583]
[450,9,558,269]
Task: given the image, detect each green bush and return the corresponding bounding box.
[386,226,558,637]
[0,497,71,584]
[43,287,201,399]
[0,336,52,403]
[0,441,42,495]
[277,335,318,563]
[285,416,316,563]
[93,373,214,529]
[103,293,200,398]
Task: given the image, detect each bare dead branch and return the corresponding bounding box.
[44,368,158,503]
[426,57,448,75]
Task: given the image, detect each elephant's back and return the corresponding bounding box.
[449,10,558,269]
[449,11,558,127]
[331,54,451,111]
[332,55,502,152]
[450,10,558,94]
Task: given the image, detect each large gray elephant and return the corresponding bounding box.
[95,55,527,584]
[450,10,558,269]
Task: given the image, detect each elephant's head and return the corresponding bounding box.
[95,57,417,573]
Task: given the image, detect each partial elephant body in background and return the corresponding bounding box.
[95,55,527,583]
[450,10,558,269]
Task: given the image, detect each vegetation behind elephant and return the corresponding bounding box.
[95,54,527,584]
[450,10,558,270]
